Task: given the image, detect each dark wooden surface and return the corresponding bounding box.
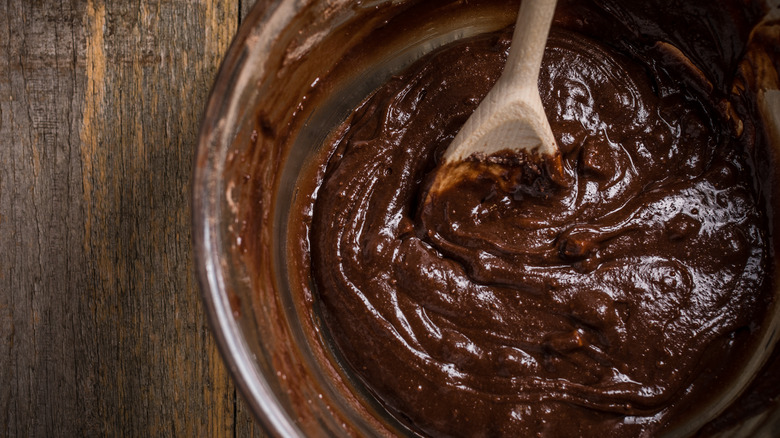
[0,0,265,435]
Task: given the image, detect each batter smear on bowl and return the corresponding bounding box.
[293,13,774,438]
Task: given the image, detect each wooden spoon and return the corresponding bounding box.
[428,0,560,195]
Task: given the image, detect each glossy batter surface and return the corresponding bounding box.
[303,26,772,437]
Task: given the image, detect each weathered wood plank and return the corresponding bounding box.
[1,1,86,435]
[0,0,268,435]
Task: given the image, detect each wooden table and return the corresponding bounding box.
[1,1,268,435]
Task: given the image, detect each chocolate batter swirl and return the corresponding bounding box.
[305,26,772,437]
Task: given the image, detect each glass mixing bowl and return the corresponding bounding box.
[193,0,780,436]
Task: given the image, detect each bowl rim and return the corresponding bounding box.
[192,0,303,436]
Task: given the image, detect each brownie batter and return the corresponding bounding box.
[293,4,774,437]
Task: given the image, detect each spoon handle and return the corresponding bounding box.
[502,0,557,93]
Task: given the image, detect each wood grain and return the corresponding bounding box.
[0,0,265,435]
